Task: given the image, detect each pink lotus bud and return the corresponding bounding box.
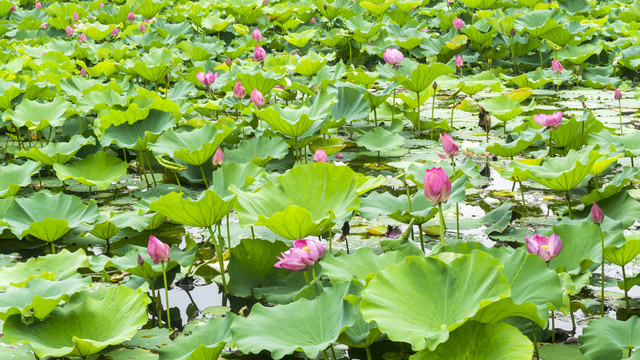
[534,111,563,129]
[274,239,325,271]
[111,27,118,36]
[139,23,146,33]
[455,55,463,68]
[100,2,104,7]
[35,2,42,9]
[79,33,87,42]
[250,88,265,107]
[614,88,622,100]
[335,153,343,159]
[65,25,74,36]
[128,11,135,21]
[252,28,262,42]
[551,59,563,74]
[383,48,403,66]
[438,133,459,159]
[590,203,604,225]
[423,167,451,205]
[453,18,464,30]
[510,28,515,36]
[137,254,145,267]
[40,23,47,30]
[147,235,170,264]
[420,28,428,33]
[433,81,438,90]
[313,149,328,163]
[226,56,232,66]
[73,12,79,21]
[212,147,224,166]
[80,68,87,76]
[525,233,562,261]
[311,17,316,24]
[253,46,266,61]
[233,81,246,98]
[264,0,268,5]
[10,4,15,12]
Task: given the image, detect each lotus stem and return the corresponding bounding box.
[430,91,436,140]
[405,177,413,213]
[322,350,330,360]
[569,296,576,335]
[619,99,623,135]
[145,151,157,186]
[330,345,338,360]
[38,171,43,189]
[214,223,228,294]
[531,321,540,360]
[160,261,171,329]
[373,107,378,126]
[419,223,425,253]
[392,68,397,124]
[112,187,118,202]
[251,226,255,240]
[138,153,150,188]
[303,271,310,286]
[365,346,372,360]
[598,224,605,316]
[551,311,555,343]
[538,40,543,69]
[510,35,516,74]
[78,116,82,135]
[438,203,445,247]
[199,165,209,188]
[456,203,460,239]
[50,242,55,254]
[622,265,630,311]
[450,98,455,128]
[174,171,182,193]
[226,213,231,250]
[565,191,573,219]
[123,148,128,165]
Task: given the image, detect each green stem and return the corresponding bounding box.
[174,171,182,193]
[532,321,540,360]
[566,191,573,219]
[392,68,397,124]
[551,311,555,343]
[455,203,460,239]
[330,345,337,360]
[450,98,455,128]
[417,91,420,137]
[209,225,228,294]
[322,350,330,360]
[510,35,516,74]
[365,346,372,360]
[145,150,157,186]
[251,226,255,240]
[430,90,436,140]
[619,99,623,135]
[161,261,171,329]
[226,213,231,250]
[419,223,425,253]
[519,181,526,206]
[622,265,630,312]
[570,295,576,335]
[51,242,55,254]
[438,203,445,247]
[303,271,310,286]
[138,153,150,188]
[199,164,209,188]
[598,224,605,316]
[538,39,543,69]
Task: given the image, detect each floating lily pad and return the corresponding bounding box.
[356,127,406,154]
[158,316,234,360]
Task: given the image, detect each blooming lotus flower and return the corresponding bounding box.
[591,202,604,225]
[252,28,262,42]
[423,167,451,205]
[455,55,463,68]
[79,33,87,42]
[127,11,135,21]
[80,68,87,76]
[73,12,79,21]
[533,111,563,129]
[212,147,224,166]
[383,48,403,66]
[233,81,246,98]
[293,239,325,262]
[525,233,562,261]
[313,149,328,163]
[148,235,170,264]
[274,239,325,271]
[35,2,42,9]
[111,27,118,36]
[614,88,622,100]
[250,88,265,107]
[551,59,563,74]
[40,23,47,30]
[254,46,266,61]
[438,133,460,159]
[196,71,217,86]
[140,23,146,33]
[65,25,74,36]
[453,18,464,30]
[264,0,268,5]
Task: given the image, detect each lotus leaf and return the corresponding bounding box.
[605,237,640,267]
[17,136,95,165]
[127,48,181,83]
[581,167,640,205]
[100,110,176,152]
[579,316,640,360]
[158,315,233,360]
[4,191,99,242]
[513,8,564,38]
[0,80,23,110]
[486,132,543,158]
[356,127,406,154]
[398,63,453,93]
[359,191,439,225]
[223,137,288,166]
[91,245,195,280]
[150,189,234,228]
[479,96,535,122]
[211,162,266,198]
[360,251,511,351]
[327,82,370,123]
[338,300,382,349]
[0,160,39,198]
[0,249,89,290]
[231,162,360,239]
[320,247,405,284]
[53,151,128,190]
[3,96,71,130]
[90,210,156,240]
[3,286,150,359]
[237,68,284,95]
[228,238,291,297]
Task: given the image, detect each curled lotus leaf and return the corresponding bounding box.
[17,135,95,165]
[0,160,40,198]
[150,189,235,228]
[3,96,71,131]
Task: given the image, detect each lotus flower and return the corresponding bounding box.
[551,59,563,74]
[254,46,266,61]
[100,2,104,7]
[79,33,87,42]
[233,81,246,98]
[111,27,118,36]
[65,25,74,36]
[35,2,42,9]
[140,23,146,33]
[591,202,603,225]
[212,147,224,166]
[614,88,622,100]
[80,68,87,76]
[525,233,562,261]
[196,71,218,86]
[127,11,135,21]
[274,239,325,271]
[311,17,316,24]
[293,239,325,262]
[313,149,328,163]
[455,55,463,68]
[534,111,563,129]
[10,4,15,12]
[438,133,460,159]
[73,12,79,21]
[147,235,170,264]
[453,18,464,30]
[423,167,451,205]
[252,28,262,42]
[40,23,47,30]
[226,56,232,66]
[336,153,343,159]
[383,48,403,66]
[250,88,265,107]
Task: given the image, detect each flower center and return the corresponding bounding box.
[303,246,310,252]
[541,245,548,250]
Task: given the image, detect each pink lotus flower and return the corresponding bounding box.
[438,133,460,159]
[453,18,464,30]
[100,2,104,7]
[80,68,87,76]
[423,167,451,205]
[313,149,328,163]
[148,235,170,264]
[252,28,262,42]
[127,11,135,21]
[250,88,265,107]
[111,27,118,36]
[525,233,562,261]
[139,23,146,33]
[212,147,224,166]
[254,46,266,61]
[264,0,268,5]
[614,88,622,100]
[420,28,428,33]
[73,12,79,21]
[534,111,563,129]
[10,4,15,12]
[35,2,42,9]
[79,33,87,42]
[590,203,603,225]
[311,17,316,24]
[336,153,343,159]
[65,25,74,36]
[274,239,325,271]
[226,57,232,66]
[233,81,246,98]
[551,59,563,74]
[383,48,403,66]
[293,239,325,262]
[40,23,47,30]
[196,71,218,86]
[455,55,463,68]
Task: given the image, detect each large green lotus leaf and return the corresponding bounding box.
[0,160,39,198]
[462,21,496,48]
[0,249,89,290]
[459,70,502,96]
[100,110,176,152]
[582,167,640,205]
[158,315,233,360]
[359,191,438,224]
[231,283,356,359]
[53,151,127,190]
[17,135,95,165]
[237,68,284,96]
[90,210,155,240]
[509,149,600,191]
[4,192,99,242]
[128,48,181,83]
[513,8,564,38]
[356,127,406,153]
[503,71,552,89]
[150,189,234,228]
[605,236,640,267]
[81,23,116,42]
[3,97,71,130]
[578,316,640,360]
[320,247,405,285]
[327,82,370,123]
[360,251,511,351]
[486,132,543,158]
[284,28,316,47]
[479,96,534,122]
[223,137,288,166]
[294,52,331,77]
[211,162,266,198]
[228,238,291,297]
[0,275,91,321]
[398,63,453,93]
[256,106,317,139]
[338,300,382,348]
[231,162,360,239]
[0,81,23,110]
[410,321,532,360]
[3,286,150,359]
[149,121,236,166]
[92,245,195,280]
[557,44,602,65]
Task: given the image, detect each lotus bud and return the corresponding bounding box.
[383,48,404,66]
[140,23,146,33]
[147,235,170,264]
[10,4,15,12]
[226,56,232,66]
[252,28,262,42]
[336,153,343,159]
[311,17,316,24]
[212,147,224,166]
[591,203,604,225]
[233,80,246,98]
[510,28,515,36]
[614,88,622,100]
[137,254,145,267]
[253,46,266,61]
[40,22,47,30]
[423,167,451,205]
[323,4,327,10]
[264,0,268,5]
[250,88,265,107]
[111,27,118,36]
[525,233,562,261]
[432,81,438,90]
[534,111,562,129]
[127,11,135,21]
[455,55,463,68]
[35,2,42,9]
[80,68,87,76]
[100,2,104,7]
[551,59,563,74]
[313,149,328,163]
[73,12,79,21]
[453,17,464,30]
[438,133,459,159]
[420,27,428,33]
[79,33,87,42]
[65,25,74,36]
